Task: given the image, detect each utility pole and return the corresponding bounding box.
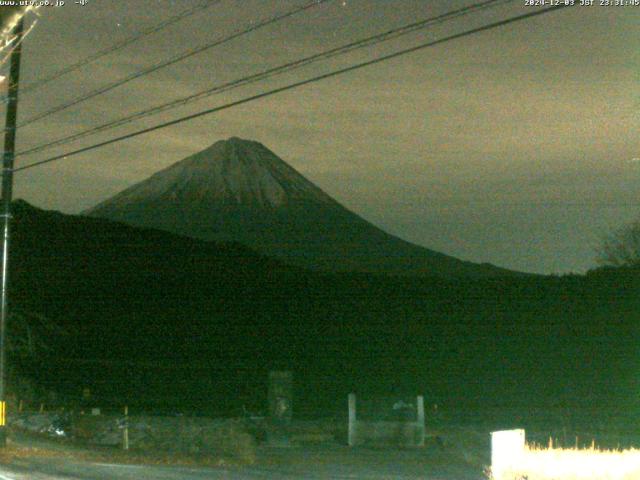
[0,17,24,447]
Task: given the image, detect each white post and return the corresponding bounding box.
[348,393,356,446]
[123,405,129,451]
[491,429,525,480]
[416,395,425,447]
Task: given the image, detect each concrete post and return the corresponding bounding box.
[267,371,292,446]
[122,405,129,451]
[348,393,356,446]
[491,429,525,480]
[416,395,425,447]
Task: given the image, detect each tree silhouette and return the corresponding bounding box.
[597,218,640,267]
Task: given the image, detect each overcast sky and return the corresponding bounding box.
[2,0,638,274]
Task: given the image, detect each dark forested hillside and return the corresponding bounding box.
[8,201,640,424]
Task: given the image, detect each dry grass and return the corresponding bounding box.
[9,418,257,468]
[491,443,640,480]
[195,421,256,465]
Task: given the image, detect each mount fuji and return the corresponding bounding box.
[86,137,516,277]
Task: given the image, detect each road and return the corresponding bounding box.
[0,461,341,480]
[0,443,486,479]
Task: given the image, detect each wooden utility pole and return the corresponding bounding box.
[0,16,24,447]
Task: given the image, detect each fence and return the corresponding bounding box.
[347,393,425,447]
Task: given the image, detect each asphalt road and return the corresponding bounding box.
[0,444,485,480]
[1,428,488,479]
[0,462,479,480]
[0,461,345,480]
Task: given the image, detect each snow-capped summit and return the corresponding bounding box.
[89,137,335,210]
[86,137,516,277]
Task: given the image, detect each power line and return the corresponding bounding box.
[17,0,513,159]
[13,4,574,174]
[11,0,223,98]
[14,0,330,130]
